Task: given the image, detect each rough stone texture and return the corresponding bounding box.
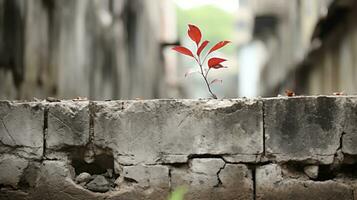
[0,154,28,188]
[264,96,343,164]
[114,165,170,200]
[171,159,253,200]
[304,165,319,179]
[218,164,254,199]
[0,101,44,159]
[0,159,103,200]
[21,161,41,188]
[31,161,104,200]
[93,99,263,165]
[1,98,357,199]
[340,97,357,155]
[76,172,92,184]
[190,158,226,176]
[256,164,354,200]
[86,175,110,193]
[122,165,169,188]
[47,101,90,150]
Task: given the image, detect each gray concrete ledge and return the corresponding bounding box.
[0,96,357,199]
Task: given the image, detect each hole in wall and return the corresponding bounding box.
[69,147,119,193]
[338,163,357,179]
[316,165,336,181]
[315,163,357,181]
[72,153,114,175]
[281,161,307,179]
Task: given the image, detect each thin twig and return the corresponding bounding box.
[194,48,217,99]
[198,62,217,99]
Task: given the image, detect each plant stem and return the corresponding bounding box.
[201,69,217,99]
[195,56,217,99]
[193,55,217,99]
[205,68,210,78]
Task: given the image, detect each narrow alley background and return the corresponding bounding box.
[0,0,356,100]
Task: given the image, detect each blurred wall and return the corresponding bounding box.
[250,0,357,96]
[237,0,333,97]
[298,1,357,95]
[0,0,174,100]
[252,0,333,96]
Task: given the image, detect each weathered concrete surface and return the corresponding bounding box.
[0,97,357,199]
[256,164,354,200]
[171,159,253,200]
[93,99,263,165]
[0,101,44,159]
[30,161,104,200]
[117,165,170,200]
[122,165,169,189]
[47,101,90,150]
[264,96,343,164]
[340,97,357,155]
[0,154,28,188]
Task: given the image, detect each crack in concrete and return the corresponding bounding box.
[42,107,48,159]
[0,118,16,145]
[252,167,256,200]
[78,101,97,163]
[88,101,95,145]
[262,100,266,157]
[0,139,19,148]
[48,112,81,135]
[188,154,225,160]
[337,132,346,152]
[168,167,172,193]
[214,162,226,188]
[177,112,193,127]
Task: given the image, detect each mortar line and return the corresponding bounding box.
[42,106,48,159]
[252,167,257,200]
[262,100,266,156]
[88,101,95,145]
[168,167,172,194]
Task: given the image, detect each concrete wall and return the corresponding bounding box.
[1,96,357,199]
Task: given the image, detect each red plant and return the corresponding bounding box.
[172,24,230,99]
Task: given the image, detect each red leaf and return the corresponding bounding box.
[209,41,231,53]
[172,46,194,58]
[211,64,227,69]
[208,57,227,68]
[197,40,209,56]
[188,24,202,45]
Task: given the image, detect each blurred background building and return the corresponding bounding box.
[239,0,357,96]
[0,0,356,99]
[0,0,176,99]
